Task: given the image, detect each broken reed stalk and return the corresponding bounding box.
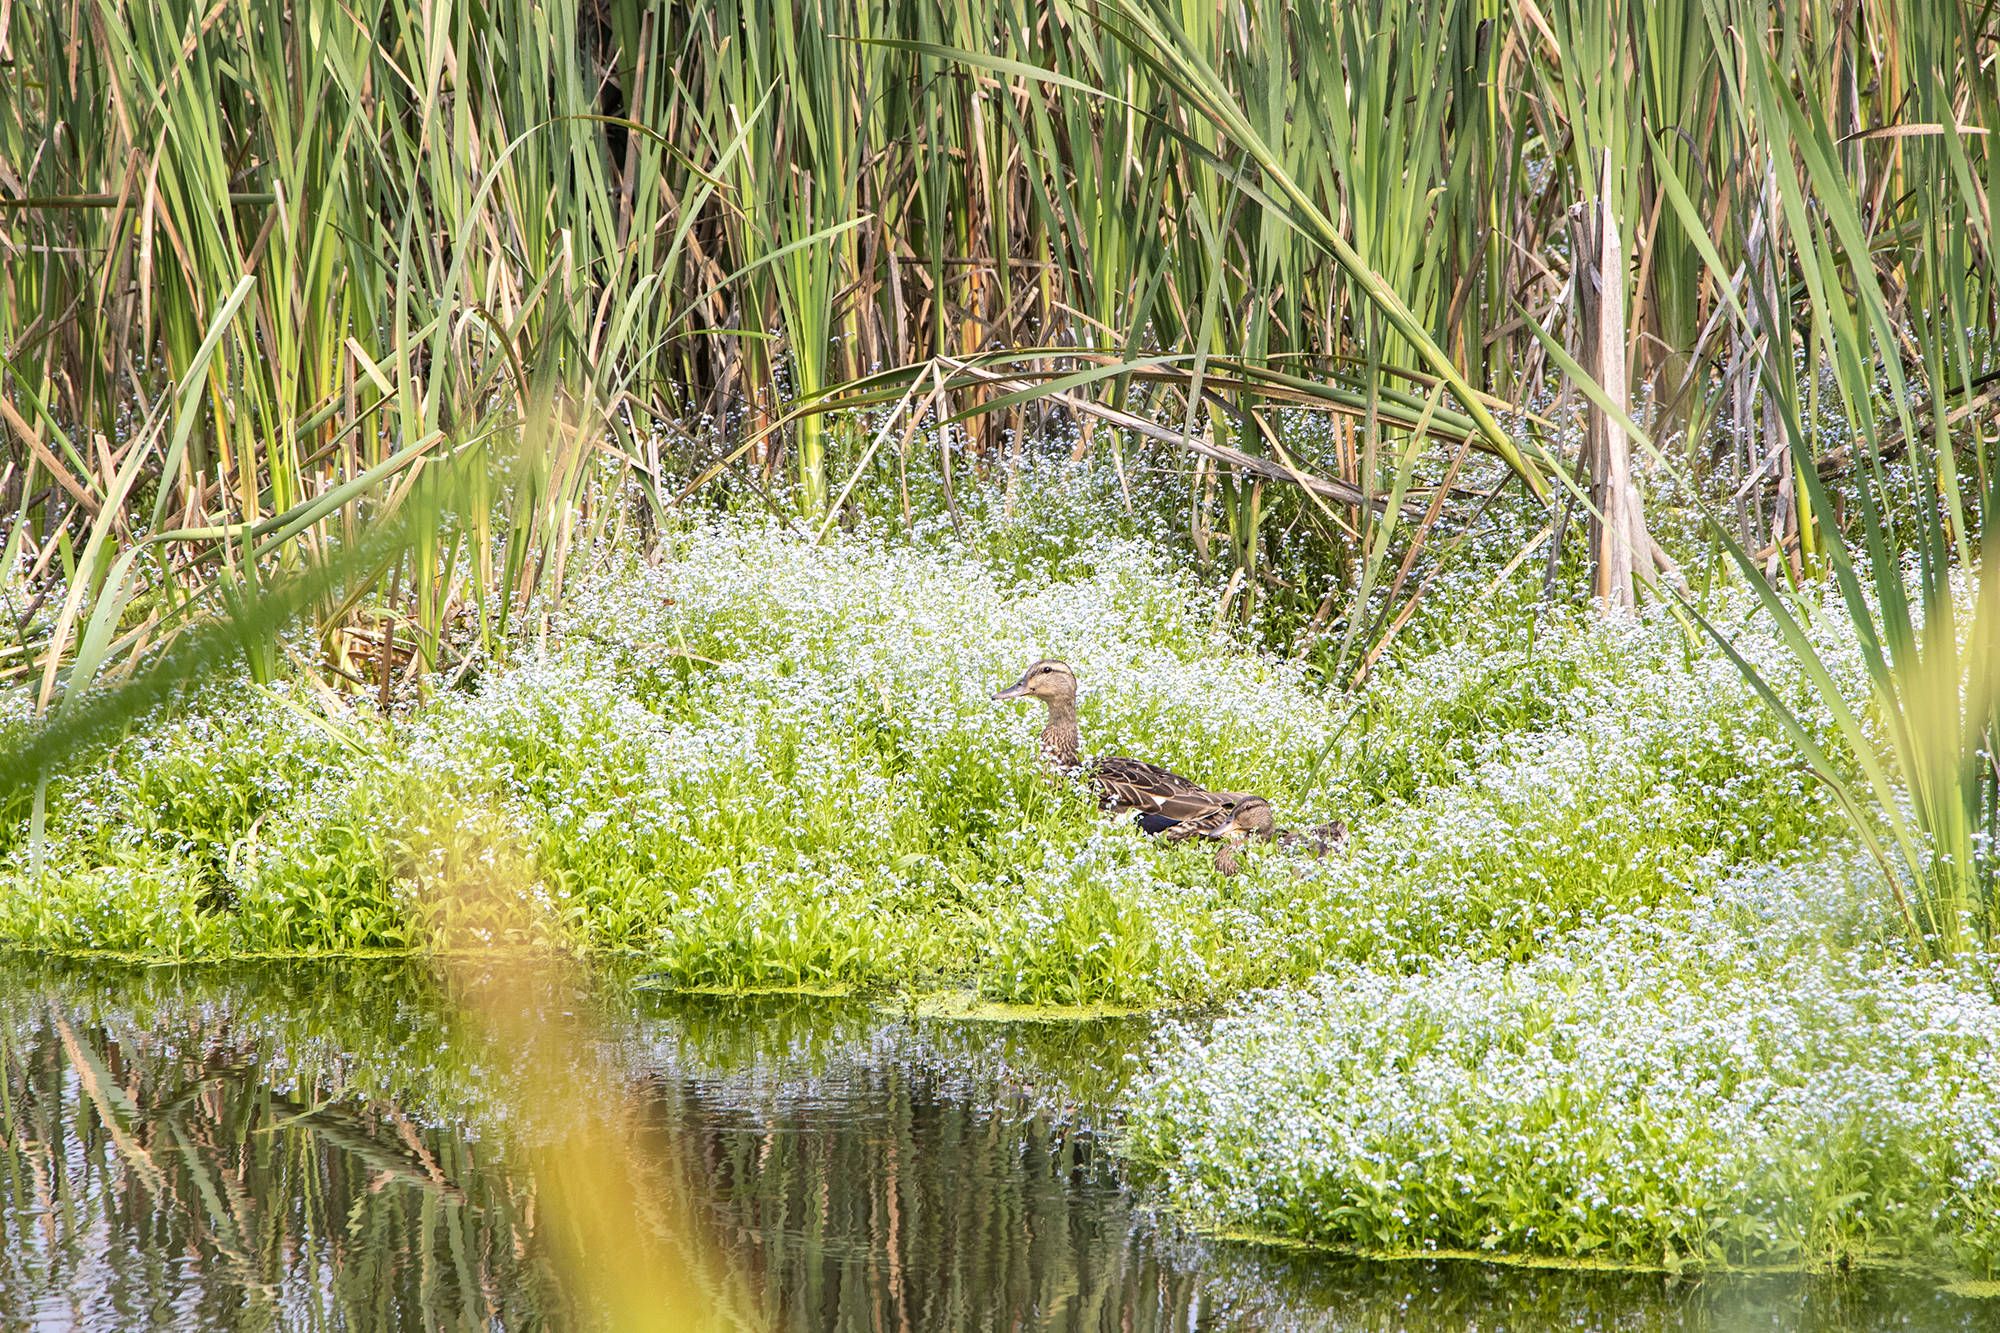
[1569,151,1658,615]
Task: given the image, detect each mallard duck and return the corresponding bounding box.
[994,658,1257,836]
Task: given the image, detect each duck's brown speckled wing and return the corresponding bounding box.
[1084,754,1206,813]
[1084,754,1272,839]
[1080,754,1277,842]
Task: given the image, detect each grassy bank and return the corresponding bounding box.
[7,468,1997,1278]
[4,480,1857,997]
[1127,870,2000,1277]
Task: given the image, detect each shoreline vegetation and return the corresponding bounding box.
[0,508,1865,982]
[3,0,1996,1291]
[9,505,2000,1278]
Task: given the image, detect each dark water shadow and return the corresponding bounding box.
[0,956,1990,1331]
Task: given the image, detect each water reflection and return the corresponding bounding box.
[0,957,1991,1331]
[0,961,564,1331]
[635,994,1201,1331]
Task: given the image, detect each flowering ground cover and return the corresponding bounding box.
[5,471,1993,1277]
[1,493,1850,996]
[1128,867,2000,1276]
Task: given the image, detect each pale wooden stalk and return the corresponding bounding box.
[1749,167,1798,579]
[1570,152,1656,614]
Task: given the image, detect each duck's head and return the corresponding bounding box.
[994,658,1076,704]
[1230,796,1277,840]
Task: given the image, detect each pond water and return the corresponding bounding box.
[0,956,1989,1331]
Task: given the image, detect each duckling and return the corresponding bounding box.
[994,658,1255,836]
[1200,804,1344,876]
[1278,819,1349,856]
[1174,795,1276,877]
[1164,794,1276,845]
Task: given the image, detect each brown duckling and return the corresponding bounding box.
[1214,808,1353,877]
[1165,794,1276,845]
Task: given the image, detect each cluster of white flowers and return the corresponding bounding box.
[378,514,1374,981]
[1129,860,2000,1270]
[7,460,1998,1275]
[1,498,1898,986]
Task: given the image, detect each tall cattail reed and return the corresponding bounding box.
[1,1,1994,946]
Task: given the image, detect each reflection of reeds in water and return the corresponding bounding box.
[359,855,770,1329]
[0,951,766,1331]
[1,997,558,1327]
[655,1058,1218,1332]
[0,957,1235,1331]
[439,952,766,1331]
[10,958,1981,1330]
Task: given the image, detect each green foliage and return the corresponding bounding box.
[1130,875,2000,1276]
[2,0,1994,1293]
[1340,654,1580,805]
[1618,6,2000,962]
[9,0,1990,688]
[1,521,1854,1004]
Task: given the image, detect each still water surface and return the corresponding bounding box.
[0,956,1989,1331]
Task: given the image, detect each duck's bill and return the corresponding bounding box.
[993,676,1033,700]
